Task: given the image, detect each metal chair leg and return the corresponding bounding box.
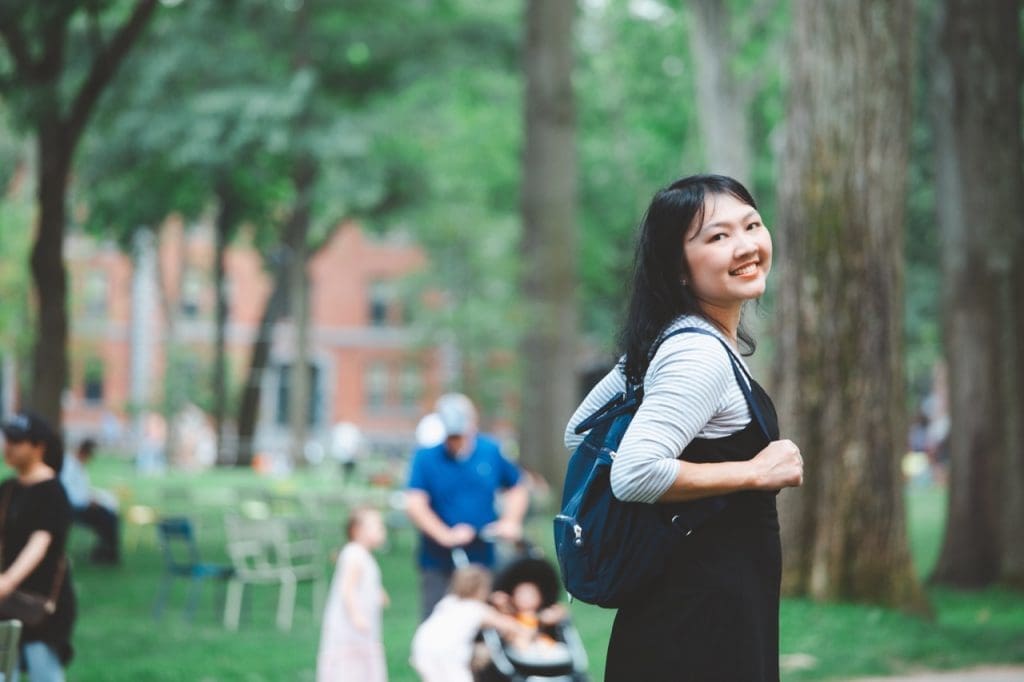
[277,576,296,631]
[153,574,171,619]
[185,576,203,621]
[224,579,244,630]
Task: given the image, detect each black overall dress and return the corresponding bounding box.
[605,350,781,682]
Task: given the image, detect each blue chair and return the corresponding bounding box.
[153,517,234,621]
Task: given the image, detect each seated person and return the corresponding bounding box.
[61,438,120,564]
[491,572,571,660]
[492,580,567,636]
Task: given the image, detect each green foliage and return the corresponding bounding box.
[904,0,943,404]
[160,344,215,417]
[0,103,34,366]
[0,194,33,358]
[576,3,702,350]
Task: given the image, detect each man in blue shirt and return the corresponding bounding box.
[406,393,528,620]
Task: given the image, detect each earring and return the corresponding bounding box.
[680,279,688,286]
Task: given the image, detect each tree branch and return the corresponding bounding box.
[65,0,159,149]
[0,17,36,78]
[36,5,76,81]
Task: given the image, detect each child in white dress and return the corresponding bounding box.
[411,565,530,682]
[317,507,389,682]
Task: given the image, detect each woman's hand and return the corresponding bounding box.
[750,439,804,490]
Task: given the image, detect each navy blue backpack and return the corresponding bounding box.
[553,327,769,608]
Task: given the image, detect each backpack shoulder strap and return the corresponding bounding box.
[652,326,771,439]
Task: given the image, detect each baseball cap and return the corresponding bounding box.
[1,412,55,444]
[2,411,63,469]
[435,393,476,437]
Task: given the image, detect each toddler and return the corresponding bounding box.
[411,565,530,682]
[316,507,390,682]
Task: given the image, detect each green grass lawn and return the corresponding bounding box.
[43,462,1024,680]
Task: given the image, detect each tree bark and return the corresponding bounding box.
[29,124,71,427]
[233,160,317,468]
[929,0,1024,588]
[519,0,578,499]
[212,182,236,465]
[685,0,753,185]
[287,198,312,467]
[772,0,928,612]
[234,256,289,467]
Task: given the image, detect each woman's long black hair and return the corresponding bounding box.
[619,174,759,386]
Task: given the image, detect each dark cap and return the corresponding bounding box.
[2,411,63,470]
[2,411,55,443]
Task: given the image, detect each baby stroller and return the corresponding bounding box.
[456,543,589,682]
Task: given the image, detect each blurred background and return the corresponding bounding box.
[0,0,1021,680]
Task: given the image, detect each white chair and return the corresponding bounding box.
[223,516,324,631]
[0,620,22,681]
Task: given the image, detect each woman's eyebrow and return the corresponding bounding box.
[699,210,760,234]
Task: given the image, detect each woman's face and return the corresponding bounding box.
[682,192,772,311]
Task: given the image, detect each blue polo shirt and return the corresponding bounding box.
[407,434,521,570]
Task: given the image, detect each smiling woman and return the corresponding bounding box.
[564,175,803,681]
[682,192,772,320]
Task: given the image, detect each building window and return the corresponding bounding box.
[83,358,104,403]
[366,362,389,410]
[84,271,108,318]
[274,363,323,427]
[181,270,203,319]
[368,281,393,326]
[399,363,422,409]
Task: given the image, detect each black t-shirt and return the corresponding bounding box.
[0,477,76,661]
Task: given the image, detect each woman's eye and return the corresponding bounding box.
[709,233,727,242]
[747,222,762,230]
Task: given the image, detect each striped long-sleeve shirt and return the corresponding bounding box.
[564,315,755,504]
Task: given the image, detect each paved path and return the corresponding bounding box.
[846,666,1024,681]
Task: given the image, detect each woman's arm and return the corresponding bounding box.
[0,530,52,598]
[610,332,803,503]
[610,334,731,502]
[656,439,803,502]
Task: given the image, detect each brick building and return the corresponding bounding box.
[61,218,440,458]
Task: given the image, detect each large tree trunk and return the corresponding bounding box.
[684,0,752,185]
[772,0,927,611]
[212,183,236,465]
[235,261,288,467]
[287,215,312,467]
[929,0,1024,588]
[29,126,71,428]
[519,0,578,499]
